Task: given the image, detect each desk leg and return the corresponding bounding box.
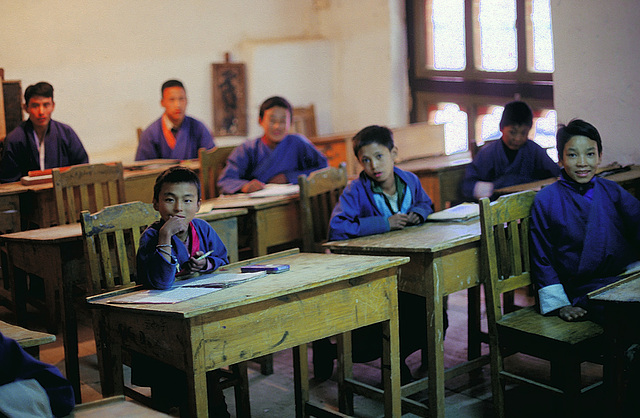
[60,258,82,404]
[337,332,354,414]
[426,267,446,418]
[382,316,402,417]
[7,263,27,326]
[293,344,309,418]
[187,371,208,417]
[467,287,482,360]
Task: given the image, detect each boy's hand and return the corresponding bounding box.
[388,213,410,230]
[158,215,189,240]
[241,179,265,193]
[473,181,494,200]
[187,251,209,273]
[406,212,422,225]
[558,305,588,321]
[268,173,288,184]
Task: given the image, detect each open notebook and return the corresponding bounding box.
[427,203,479,222]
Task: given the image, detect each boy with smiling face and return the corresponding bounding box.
[217,96,328,194]
[531,119,640,323]
[461,100,560,201]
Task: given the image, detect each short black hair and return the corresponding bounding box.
[24,82,54,105]
[153,166,201,201]
[259,96,292,121]
[161,79,185,96]
[499,101,533,130]
[556,119,603,158]
[352,125,394,157]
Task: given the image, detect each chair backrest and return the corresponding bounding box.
[479,190,537,323]
[136,127,143,142]
[80,201,159,294]
[292,104,317,138]
[52,162,126,225]
[199,146,236,199]
[298,164,348,252]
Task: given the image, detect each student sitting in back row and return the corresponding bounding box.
[321,125,437,383]
[135,166,230,416]
[217,96,328,194]
[461,100,560,201]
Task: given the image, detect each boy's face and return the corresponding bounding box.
[25,96,55,131]
[259,106,290,147]
[501,124,531,151]
[357,143,397,188]
[561,135,601,184]
[161,86,187,126]
[153,182,201,223]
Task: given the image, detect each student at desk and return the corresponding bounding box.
[135,166,230,416]
[217,96,328,194]
[0,331,75,417]
[323,125,437,383]
[461,100,560,201]
[0,81,88,183]
[135,79,215,161]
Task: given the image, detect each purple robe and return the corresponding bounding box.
[135,116,214,161]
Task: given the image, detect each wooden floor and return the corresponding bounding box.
[0,286,612,417]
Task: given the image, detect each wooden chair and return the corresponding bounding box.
[479,191,605,418]
[198,145,236,199]
[81,202,250,416]
[292,104,317,138]
[52,162,126,226]
[298,164,347,252]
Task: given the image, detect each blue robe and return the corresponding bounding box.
[0,332,75,417]
[329,167,434,241]
[217,134,328,194]
[135,116,214,161]
[0,119,89,183]
[531,174,640,315]
[136,218,229,289]
[461,139,560,201]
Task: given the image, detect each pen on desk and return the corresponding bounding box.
[196,250,214,261]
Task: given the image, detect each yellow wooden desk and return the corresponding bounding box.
[0,319,56,359]
[201,192,301,257]
[324,220,483,418]
[196,207,247,263]
[87,251,407,417]
[0,208,244,404]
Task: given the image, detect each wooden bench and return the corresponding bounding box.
[0,320,56,359]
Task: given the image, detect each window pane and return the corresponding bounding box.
[531,0,554,72]
[432,103,469,154]
[533,109,558,161]
[479,0,517,71]
[430,0,466,70]
[478,106,504,145]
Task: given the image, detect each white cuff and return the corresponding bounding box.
[538,284,571,314]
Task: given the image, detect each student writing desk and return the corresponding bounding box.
[0,207,245,403]
[87,251,408,417]
[324,220,483,418]
[0,319,56,359]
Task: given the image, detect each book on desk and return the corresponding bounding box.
[426,202,479,222]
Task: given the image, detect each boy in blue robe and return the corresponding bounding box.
[135,79,215,161]
[320,125,436,383]
[217,96,328,194]
[461,100,560,201]
[135,166,230,416]
[0,82,88,183]
[531,119,640,322]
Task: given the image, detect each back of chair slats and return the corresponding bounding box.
[199,146,236,199]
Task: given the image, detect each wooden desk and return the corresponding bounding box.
[87,252,407,417]
[196,207,247,263]
[396,153,472,211]
[0,208,244,404]
[324,220,483,418]
[0,319,56,359]
[588,272,640,415]
[200,193,301,257]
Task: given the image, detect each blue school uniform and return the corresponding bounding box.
[217,134,328,194]
[328,167,434,241]
[135,116,214,161]
[461,139,560,200]
[136,218,229,290]
[531,173,640,315]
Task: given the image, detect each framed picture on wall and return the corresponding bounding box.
[211,62,247,136]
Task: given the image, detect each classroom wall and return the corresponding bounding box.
[0,0,408,164]
[551,0,640,166]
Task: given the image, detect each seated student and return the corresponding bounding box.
[531,119,640,323]
[135,79,215,161]
[0,331,75,417]
[461,100,560,201]
[0,81,88,183]
[321,125,437,383]
[217,96,328,194]
[135,166,230,416]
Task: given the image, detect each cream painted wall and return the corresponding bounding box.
[551,0,640,165]
[0,0,408,164]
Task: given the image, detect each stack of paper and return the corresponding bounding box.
[427,203,479,222]
[247,184,299,198]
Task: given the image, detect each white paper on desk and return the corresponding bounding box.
[105,287,220,304]
[427,203,479,222]
[178,271,267,287]
[247,184,299,198]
